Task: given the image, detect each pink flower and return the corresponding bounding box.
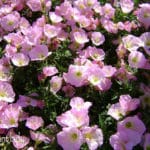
[82,126,103,150]
[0,65,11,82]
[11,53,30,67]
[128,51,147,68]
[44,24,61,39]
[49,12,63,23]
[62,85,75,97]
[57,127,84,150]
[0,11,20,31]
[56,109,89,128]
[117,115,146,136]
[120,0,134,14]
[26,0,42,12]
[43,66,58,77]
[0,104,22,129]
[136,3,150,29]
[0,81,15,103]
[101,65,117,77]
[110,131,141,150]
[101,3,115,19]
[50,76,63,94]
[144,133,150,150]
[122,35,144,52]
[30,131,51,143]
[76,15,91,28]
[63,65,88,87]
[12,134,30,149]
[140,32,150,55]
[91,32,105,46]
[119,95,140,112]
[29,45,51,61]
[73,31,89,44]
[70,97,92,111]
[26,116,44,130]
[107,103,125,120]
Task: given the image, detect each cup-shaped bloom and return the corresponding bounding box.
[119,95,140,112]
[110,131,141,150]
[136,4,150,29]
[56,109,89,128]
[128,51,147,68]
[29,45,51,61]
[26,116,44,130]
[140,32,150,56]
[70,97,92,111]
[26,0,42,12]
[12,134,30,149]
[82,126,103,150]
[0,104,22,129]
[122,35,144,52]
[11,53,30,67]
[0,81,15,103]
[57,127,84,150]
[43,66,58,77]
[117,115,146,136]
[73,31,89,44]
[49,12,63,23]
[120,0,134,14]
[0,65,11,82]
[63,65,88,87]
[91,32,105,46]
[44,24,61,39]
[107,103,126,120]
[50,76,62,94]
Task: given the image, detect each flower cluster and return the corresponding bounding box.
[0,0,149,149]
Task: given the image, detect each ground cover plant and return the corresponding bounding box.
[0,0,150,149]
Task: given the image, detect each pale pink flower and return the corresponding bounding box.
[73,31,89,44]
[70,97,92,111]
[110,131,141,150]
[107,103,125,120]
[49,12,63,23]
[119,95,140,112]
[84,0,97,7]
[56,109,89,128]
[26,0,42,12]
[57,127,84,150]
[29,45,51,61]
[50,76,62,94]
[12,134,30,149]
[43,66,58,77]
[0,101,8,111]
[82,126,103,150]
[0,11,20,31]
[63,65,88,87]
[128,51,147,68]
[101,66,117,77]
[0,104,22,129]
[30,131,51,143]
[91,32,105,46]
[24,26,42,46]
[0,65,11,82]
[117,115,146,136]
[136,3,150,29]
[0,81,15,103]
[44,24,61,39]
[62,85,75,97]
[26,116,44,130]
[122,35,144,52]
[140,32,150,55]
[4,44,17,58]
[11,53,30,67]
[143,133,150,150]
[76,15,91,28]
[120,0,134,14]
[101,3,115,19]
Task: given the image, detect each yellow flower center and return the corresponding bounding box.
[125,122,132,128]
[71,133,78,141]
